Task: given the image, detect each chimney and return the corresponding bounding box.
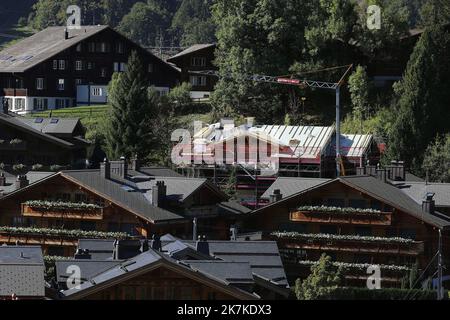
[422,193,436,215]
[376,168,387,183]
[141,239,149,253]
[0,173,6,186]
[151,181,167,207]
[131,155,140,171]
[15,175,29,189]
[196,235,209,256]
[110,156,128,178]
[74,248,91,260]
[100,158,111,179]
[64,28,69,40]
[151,235,161,252]
[113,240,141,260]
[269,189,283,203]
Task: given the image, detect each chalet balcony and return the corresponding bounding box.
[2,88,28,96]
[21,202,104,220]
[290,207,393,226]
[0,226,129,247]
[0,140,27,151]
[271,232,424,256]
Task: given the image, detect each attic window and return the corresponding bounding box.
[50,118,59,124]
[34,118,43,123]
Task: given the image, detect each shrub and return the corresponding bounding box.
[9,138,23,145]
[12,164,27,172]
[50,165,63,172]
[31,164,44,171]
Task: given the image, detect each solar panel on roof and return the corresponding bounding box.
[34,118,43,123]
[50,118,59,124]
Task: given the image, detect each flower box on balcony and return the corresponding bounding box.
[22,201,104,220]
[290,206,392,225]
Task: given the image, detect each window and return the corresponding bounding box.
[76,43,82,52]
[5,98,13,111]
[14,98,25,110]
[326,198,345,207]
[100,67,107,77]
[36,78,45,90]
[12,216,26,227]
[55,99,65,109]
[116,42,124,53]
[113,62,119,72]
[53,60,58,70]
[33,98,48,111]
[191,57,206,67]
[88,42,95,52]
[120,223,138,235]
[189,75,207,87]
[75,60,83,71]
[320,225,338,235]
[399,228,416,240]
[371,200,382,211]
[148,63,154,73]
[75,78,83,85]
[354,226,372,236]
[108,222,120,232]
[120,62,127,72]
[80,221,96,231]
[92,87,103,96]
[47,246,65,257]
[87,62,94,70]
[349,199,367,209]
[59,60,66,70]
[57,79,65,91]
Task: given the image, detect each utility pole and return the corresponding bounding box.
[335,87,341,177]
[438,228,444,300]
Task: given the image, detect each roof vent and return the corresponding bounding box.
[422,192,436,215]
[64,28,69,40]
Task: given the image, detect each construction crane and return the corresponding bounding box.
[190,64,353,177]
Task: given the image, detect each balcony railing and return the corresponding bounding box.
[290,210,393,226]
[0,140,27,151]
[21,203,104,220]
[271,232,424,256]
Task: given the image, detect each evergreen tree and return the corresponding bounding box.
[105,51,154,160]
[422,134,450,183]
[388,26,450,171]
[348,65,370,128]
[295,254,342,300]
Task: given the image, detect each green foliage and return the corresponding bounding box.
[348,65,370,123]
[315,286,437,300]
[223,166,237,199]
[0,226,129,239]
[272,231,415,244]
[171,0,215,46]
[105,51,155,160]
[167,82,193,109]
[297,205,382,216]
[341,107,394,142]
[422,134,450,183]
[388,26,450,170]
[419,0,450,27]
[295,254,343,300]
[31,164,44,171]
[118,1,171,47]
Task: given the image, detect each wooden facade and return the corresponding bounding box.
[0,26,180,113]
[240,179,450,287]
[0,174,187,256]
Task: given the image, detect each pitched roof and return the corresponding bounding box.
[61,249,258,300]
[0,112,74,147]
[128,167,182,178]
[167,44,216,61]
[0,26,109,73]
[328,134,373,158]
[253,176,450,230]
[56,260,122,284]
[394,182,450,208]
[61,171,185,223]
[0,246,45,297]
[0,171,54,196]
[262,177,331,199]
[17,117,81,135]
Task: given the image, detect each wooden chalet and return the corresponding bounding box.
[239,175,450,288]
[0,26,180,113]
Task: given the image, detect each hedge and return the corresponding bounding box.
[320,287,438,300]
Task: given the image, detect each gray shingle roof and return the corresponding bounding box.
[339,176,450,228]
[218,201,252,215]
[0,171,55,196]
[56,260,122,284]
[17,118,81,135]
[0,246,45,297]
[394,182,450,208]
[0,26,109,73]
[135,177,227,203]
[262,177,331,199]
[78,239,116,260]
[0,112,74,147]
[167,44,216,61]
[128,167,182,178]
[185,261,254,285]
[62,171,185,223]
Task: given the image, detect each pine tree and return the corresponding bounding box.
[388,26,450,171]
[105,51,154,160]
